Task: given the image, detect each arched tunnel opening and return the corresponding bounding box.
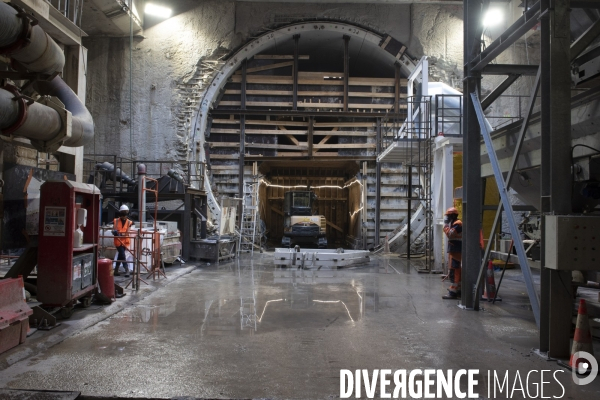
[202,22,417,248]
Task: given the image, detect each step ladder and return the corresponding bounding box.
[238,181,259,255]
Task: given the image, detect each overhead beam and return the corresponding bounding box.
[571,18,600,61]
[571,1,600,8]
[481,64,539,76]
[481,74,520,110]
[471,1,541,71]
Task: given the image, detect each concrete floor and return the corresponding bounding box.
[1,253,599,399]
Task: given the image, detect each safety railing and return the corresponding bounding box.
[47,0,84,27]
[83,155,206,194]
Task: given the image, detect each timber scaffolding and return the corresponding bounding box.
[206,51,413,248]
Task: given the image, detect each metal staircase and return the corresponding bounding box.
[238,181,259,255]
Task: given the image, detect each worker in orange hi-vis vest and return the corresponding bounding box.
[442,207,462,299]
[112,204,134,277]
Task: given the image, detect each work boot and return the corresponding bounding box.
[442,292,458,300]
[114,268,120,276]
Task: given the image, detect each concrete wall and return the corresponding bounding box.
[84,1,468,161]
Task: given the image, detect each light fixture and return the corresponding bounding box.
[483,8,503,28]
[145,3,172,18]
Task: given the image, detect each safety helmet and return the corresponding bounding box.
[445,207,459,216]
[119,204,129,212]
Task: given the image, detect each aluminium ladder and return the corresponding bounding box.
[238,181,259,255]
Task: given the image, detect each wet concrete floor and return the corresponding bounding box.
[0,253,599,399]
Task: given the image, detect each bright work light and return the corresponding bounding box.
[145,3,172,18]
[483,8,503,28]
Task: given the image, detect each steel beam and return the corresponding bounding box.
[572,1,600,8]
[375,119,382,243]
[343,35,350,112]
[481,74,520,110]
[239,60,247,215]
[481,64,540,76]
[571,18,600,62]
[474,67,542,315]
[471,92,541,327]
[293,34,300,110]
[462,0,483,309]
[307,116,314,158]
[471,1,541,71]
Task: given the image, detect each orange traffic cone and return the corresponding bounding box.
[482,260,501,302]
[570,299,594,369]
[384,235,390,254]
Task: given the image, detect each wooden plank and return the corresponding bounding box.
[209,154,240,159]
[255,55,310,60]
[314,143,375,149]
[218,100,399,109]
[224,90,400,98]
[210,128,307,135]
[271,206,284,216]
[234,61,293,75]
[212,142,308,150]
[210,129,375,137]
[326,220,344,233]
[229,75,402,87]
[212,119,309,127]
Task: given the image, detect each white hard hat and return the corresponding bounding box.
[119,204,129,212]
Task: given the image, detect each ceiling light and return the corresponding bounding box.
[483,8,503,28]
[145,3,172,18]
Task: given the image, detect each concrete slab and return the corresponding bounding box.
[0,253,598,399]
[0,389,79,400]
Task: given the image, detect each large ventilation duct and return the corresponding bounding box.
[0,1,93,150]
[0,2,64,75]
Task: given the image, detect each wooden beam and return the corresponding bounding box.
[229,74,404,87]
[314,143,375,149]
[234,61,293,75]
[278,125,300,146]
[270,206,284,216]
[209,128,375,137]
[326,220,344,233]
[212,119,308,127]
[224,89,399,98]
[210,128,307,135]
[218,101,400,109]
[314,127,336,154]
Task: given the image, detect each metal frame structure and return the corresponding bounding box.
[463,0,600,359]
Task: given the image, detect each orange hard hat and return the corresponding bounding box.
[445,207,459,216]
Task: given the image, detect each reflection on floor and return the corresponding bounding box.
[0,253,598,399]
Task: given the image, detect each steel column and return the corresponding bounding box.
[540,0,573,359]
[343,35,350,112]
[462,0,483,309]
[293,34,300,111]
[239,60,247,224]
[375,119,382,243]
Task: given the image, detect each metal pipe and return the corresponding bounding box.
[0,2,93,148]
[138,164,147,224]
[0,2,65,75]
[0,87,61,140]
[34,76,94,147]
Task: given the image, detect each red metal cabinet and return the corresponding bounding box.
[37,180,101,307]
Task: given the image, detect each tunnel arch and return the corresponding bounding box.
[190,20,419,221]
